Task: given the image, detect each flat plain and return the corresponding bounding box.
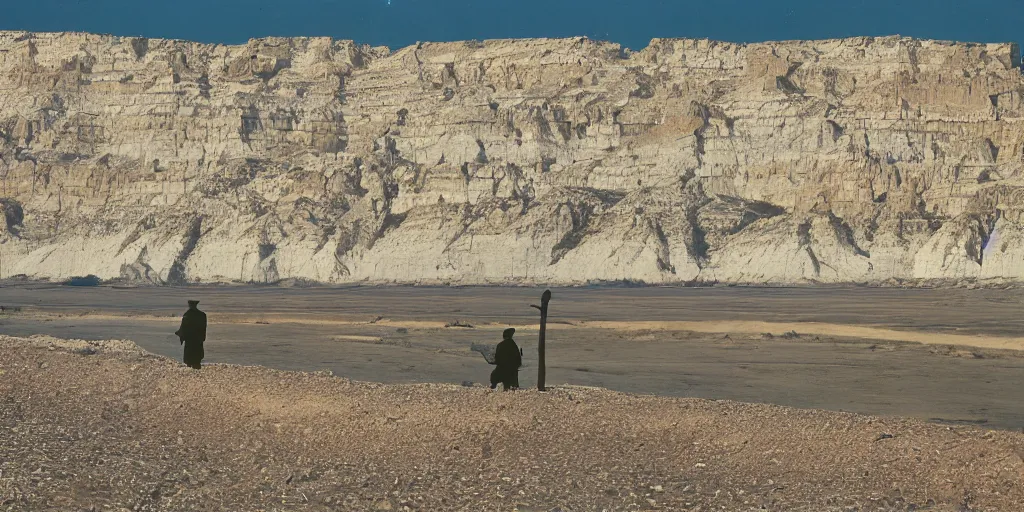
[3,283,1024,430]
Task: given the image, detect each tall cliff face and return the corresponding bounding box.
[0,32,1022,285]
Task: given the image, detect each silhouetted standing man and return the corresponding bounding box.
[175,300,207,369]
[490,328,522,391]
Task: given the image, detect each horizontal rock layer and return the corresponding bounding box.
[0,32,1022,285]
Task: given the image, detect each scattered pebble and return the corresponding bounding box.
[1,334,1022,510]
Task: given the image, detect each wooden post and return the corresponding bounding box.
[531,289,552,392]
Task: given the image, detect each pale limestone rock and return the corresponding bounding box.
[978,216,1024,280]
[0,32,1022,285]
[913,215,987,279]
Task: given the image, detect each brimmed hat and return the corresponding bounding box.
[187,300,200,306]
[503,328,515,339]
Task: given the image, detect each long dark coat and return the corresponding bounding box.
[490,337,522,390]
[176,308,207,369]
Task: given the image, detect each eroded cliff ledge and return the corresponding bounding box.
[0,32,1022,285]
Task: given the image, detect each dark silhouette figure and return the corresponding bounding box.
[175,300,207,369]
[490,328,522,391]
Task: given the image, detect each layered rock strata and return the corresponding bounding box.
[0,32,1022,285]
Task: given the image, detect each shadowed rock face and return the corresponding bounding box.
[0,32,1021,285]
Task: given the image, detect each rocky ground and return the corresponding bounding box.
[3,335,1024,511]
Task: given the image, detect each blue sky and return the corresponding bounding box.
[2,0,1021,50]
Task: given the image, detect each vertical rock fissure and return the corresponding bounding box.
[166,216,203,285]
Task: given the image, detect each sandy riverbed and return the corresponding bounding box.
[3,284,1024,429]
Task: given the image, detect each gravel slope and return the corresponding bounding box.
[2,335,1024,511]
